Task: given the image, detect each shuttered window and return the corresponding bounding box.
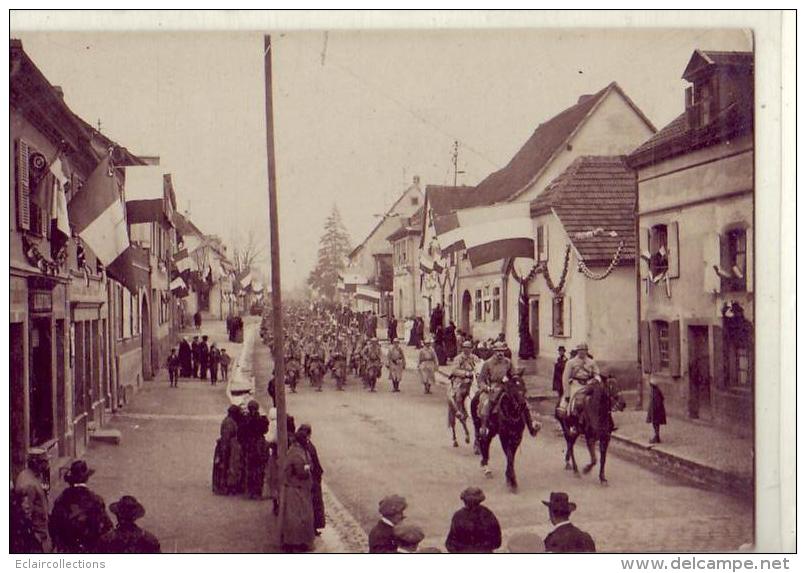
[552,296,570,337]
[656,321,670,370]
[640,321,652,373]
[492,286,501,321]
[15,139,31,231]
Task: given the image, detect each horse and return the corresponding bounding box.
[556,377,626,484]
[470,374,539,490]
[447,376,472,447]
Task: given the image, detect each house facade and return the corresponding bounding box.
[386,207,425,320]
[628,50,754,435]
[345,176,423,315]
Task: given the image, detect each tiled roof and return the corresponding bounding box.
[386,206,424,242]
[683,50,753,80]
[629,113,689,158]
[471,83,622,205]
[531,156,636,264]
[425,185,478,216]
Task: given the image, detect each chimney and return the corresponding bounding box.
[53,85,64,99]
[577,94,593,104]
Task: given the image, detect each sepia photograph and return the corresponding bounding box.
[5,9,794,559]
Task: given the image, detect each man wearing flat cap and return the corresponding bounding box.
[368,495,407,553]
[394,524,425,553]
[49,460,112,553]
[542,492,595,553]
[445,487,502,553]
[96,496,161,553]
[561,342,601,418]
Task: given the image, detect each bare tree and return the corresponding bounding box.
[230,226,268,276]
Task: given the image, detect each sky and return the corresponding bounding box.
[12,26,752,288]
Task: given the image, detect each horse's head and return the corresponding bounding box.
[603,376,626,412]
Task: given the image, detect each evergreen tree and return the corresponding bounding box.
[308,205,352,300]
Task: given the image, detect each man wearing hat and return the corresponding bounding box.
[364,337,383,392]
[561,342,601,418]
[449,341,479,418]
[445,487,502,553]
[552,346,568,400]
[368,495,407,553]
[394,524,425,553]
[417,338,438,394]
[477,341,515,432]
[14,449,52,552]
[96,495,161,553]
[542,492,596,553]
[386,337,406,392]
[49,460,112,553]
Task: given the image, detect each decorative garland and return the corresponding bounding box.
[577,240,625,281]
[542,244,572,295]
[22,234,67,276]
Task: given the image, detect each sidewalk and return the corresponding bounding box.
[395,342,753,498]
[49,318,343,553]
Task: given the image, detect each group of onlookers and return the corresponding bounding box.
[369,487,595,553]
[11,456,160,554]
[166,335,231,387]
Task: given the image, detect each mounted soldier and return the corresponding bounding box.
[560,342,601,430]
[449,341,478,420]
[476,341,513,435]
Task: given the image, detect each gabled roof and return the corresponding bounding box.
[348,180,423,260]
[471,82,655,204]
[531,156,636,265]
[173,211,205,239]
[682,50,754,81]
[425,185,478,216]
[386,206,424,242]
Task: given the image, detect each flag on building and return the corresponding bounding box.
[107,244,150,294]
[170,276,187,291]
[49,158,71,252]
[433,212,466,255]
[174,248,192,273]
[446,202,534,268]
[67,156,129,265]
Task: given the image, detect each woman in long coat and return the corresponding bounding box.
[213,405,243,495]
[646,378,667,444]
[178,338,192,378]
[434,326,448,366]
[298,424,325,533]
[445,321,458,361]
[281,430,315,552]
[239,400,269,499]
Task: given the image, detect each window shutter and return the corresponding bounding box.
[639,227,650,280]
[711,325,724,388]
[649,322,661,373]
[668,221,680,278]
[16,139,31,230]
[703,232,722,293]
[746,226,753,293]
[640,320,652,373]
[562,296,571,338]
[544,224,549,263]
[669,319,681,377]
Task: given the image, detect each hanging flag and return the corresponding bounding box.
[67,156,129,265]
[182,233,203,254]
[419,252,434,273]
[454,202,534,268]
[433,212,466,255]
[107,244,150,294]
[240,271,253,288]
[174,248,192,273]
[50,176,71,253]
[170,276,187,292]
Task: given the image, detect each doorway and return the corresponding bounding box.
[141,298,153,381]
[529,299,540,357]
[29,317,54,446]
[461,290,472,334]
[687,325,712,420]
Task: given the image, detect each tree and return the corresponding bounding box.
[230,226,268,277]
[308,205,352,301]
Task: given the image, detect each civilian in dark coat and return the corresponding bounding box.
[239,400,269,499]
[209,344,220,386]
[647,380,667,444]
[11,490,43,553]
[368,495,407,553]
[298,424,325,533]
[191,336,200,378]
[49,461,113,553]
[552,346,568,400]
[445,321,458,361]
[194,311,202,330]
[445,487,502,553]
[542,492,595,553]
[434,326,448,366]
[199,336,210,380]
[96,496,160,554]
[213,405,243,495]
[387,315,398,342]
[178,338,193,377]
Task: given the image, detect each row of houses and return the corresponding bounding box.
[341,49,754,435]
[9,40,254,483]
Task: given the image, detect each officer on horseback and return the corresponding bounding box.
[477,341,513,434]
[449,341,478,420]
[561,342,600,420]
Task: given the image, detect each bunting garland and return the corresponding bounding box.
[577,241,625,281]
[542,244,572,295]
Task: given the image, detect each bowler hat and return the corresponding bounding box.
[110,495,146,522]
[393,524,425,546]
[64,460,95,485]
[460,486,486,505]
[378,494,407,517]
[542,491,577,514]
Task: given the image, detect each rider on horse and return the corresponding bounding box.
[560,342,601,430]
[449,341,478,420]
[478,342,511,432]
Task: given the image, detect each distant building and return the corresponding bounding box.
[628,50,754,434]
[344,176,423,314]
[386,207,425,319]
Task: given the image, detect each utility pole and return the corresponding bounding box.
[451,140,465,187]
[262,35,288,468]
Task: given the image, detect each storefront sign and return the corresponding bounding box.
[30,290,52,313]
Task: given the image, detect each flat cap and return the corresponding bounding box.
[393,524,425,545]
[378,494,407,517]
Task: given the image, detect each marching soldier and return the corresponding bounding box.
[285,341,301,393]
[386,338,406,392]
[331,338,348,391]
[364,338,383,392]
[417,338,438,394]
[308,342,326,392]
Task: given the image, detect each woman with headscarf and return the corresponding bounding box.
[445,487,502,553]
[298,424,325,535]
[213,405,243,495]
[280,429,316,553]
[239,400,269,499]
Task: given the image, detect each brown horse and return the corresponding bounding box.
[448,377,472,447]
[556,377,626,484]
[470,374,539,491]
